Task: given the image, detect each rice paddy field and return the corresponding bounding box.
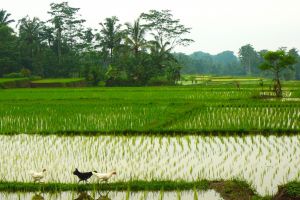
[0,134,299,195]
[0,80,300,199]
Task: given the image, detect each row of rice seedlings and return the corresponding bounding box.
[0,134,299,196]
[169,106,300,130]
[0,103,166,133]
[0,102,299,133]
[0,87,255,101]
[0,190,223,200]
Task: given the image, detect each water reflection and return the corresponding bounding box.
[31,193,45,200]
[74,192,94,200]
[96,192,111,200]
[73,192,111,200]
[0,190,223,200]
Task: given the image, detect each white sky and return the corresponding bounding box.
[1,0,300,55]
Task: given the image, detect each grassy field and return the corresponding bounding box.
[179,75,273,86]
[31,78,84,83]
[0,78,28,83]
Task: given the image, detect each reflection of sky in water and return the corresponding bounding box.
[0,190,223,200]
[0,135,299,196]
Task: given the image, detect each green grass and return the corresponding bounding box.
[0,83,299,134]
[31,78,84,83]
[0,78,28,83]
[0,180,209,192]
[0,180,275,199]
[283,181,300,196]
[0,81,299,199]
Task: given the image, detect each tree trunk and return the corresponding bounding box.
[110,48,113,64]
[274,70,282,97]
[57,28,62,64]
[248,58,251,75]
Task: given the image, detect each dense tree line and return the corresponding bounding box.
[1,3,300,86]
[174,51,244,76]
[0,3,193,85]
[176,44,300,80]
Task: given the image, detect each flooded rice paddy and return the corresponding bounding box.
[0,134,299,196]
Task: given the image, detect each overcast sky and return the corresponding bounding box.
[2,0,300,55]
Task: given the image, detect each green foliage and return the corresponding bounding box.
[31,78,83,83]
[140,10,193,50]
[238,44,260,75]
[0,9,15,26]
[147,76,173,86]
[0,180,209,192]
[259,49,297,97]
[17,16,44,74]
[20,68,31,77]
[284,181,300,196]
[125,18,147,56]
[0,78,27,83]
[175,51,243,76]
[3,72,24,78]
[0,25,20,76]
[84,65,105,86]
[99,16,123,62]
[0,78,30,88]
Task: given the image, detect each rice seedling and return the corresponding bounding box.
[0,134,299,196]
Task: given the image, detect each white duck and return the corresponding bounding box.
[92,170,116,182]
[29,169,46,182]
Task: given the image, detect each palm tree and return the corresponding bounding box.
[99,16,123,62]
[18,16,43,70]
[0,9,15,26]
[18,16,43,50]
[149,39,177,79]
[125,18,147,56]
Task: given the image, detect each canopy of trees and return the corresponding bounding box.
[0,3,299,86]
[176,46,299,79]
[0,4,193,86]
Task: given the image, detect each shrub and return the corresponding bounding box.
[20,68,31,77]
[147,76,173,86]
[3,72,24,78]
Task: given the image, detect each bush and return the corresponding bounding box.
[147,76,174,86]
[3,72,24,78]
[105,77,141,87]
[29,76,42,81]
[20,68,31,77]
[0,78,30,89]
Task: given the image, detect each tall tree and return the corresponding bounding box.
[140,10,193,51]
[238,44,259,75]
[140,10,193,82]
[48,2,86,64]
[0,25,19,76]
[259,49,297,97]
[125,18,147,56]
[0,9,15,26]
[288,48,300,80]
[99,16,123,62]
[18,16,44,72]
